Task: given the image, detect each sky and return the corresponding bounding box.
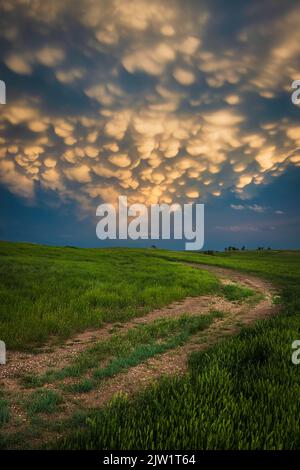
[0,0,300,250]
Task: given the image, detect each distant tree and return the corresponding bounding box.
[151,245,157,249]
[204,250,214,255]
[241,246,246,251]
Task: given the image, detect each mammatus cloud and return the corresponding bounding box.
[0,0,300,215]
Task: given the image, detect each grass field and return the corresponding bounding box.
[1,242,300,449]
[0,241,220,350]
[60,249,300,450]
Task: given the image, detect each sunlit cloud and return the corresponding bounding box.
[0,0,300,215]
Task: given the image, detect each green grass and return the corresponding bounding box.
[59,321,300,450]
[0,242,220,350]
[2,242,300,449]
[56,249,300,450]
[25,312,222,389]
[66,379,94,394]
[221,283,256,301]
[26,390,63,415]
[91,312,221,383]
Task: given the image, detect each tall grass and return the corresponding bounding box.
[59,319,300,449]
[26,390,63,415]
[58,250,300,450]
[0,242,219,349]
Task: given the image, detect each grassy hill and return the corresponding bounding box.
[0,241,219,350]
[1,241,300,449]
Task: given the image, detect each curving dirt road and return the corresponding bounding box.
[0,263,280,448]
[0,263,279,384]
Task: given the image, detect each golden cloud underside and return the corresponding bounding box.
[0,0,300,212]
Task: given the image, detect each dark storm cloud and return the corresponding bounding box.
[0,0,300,216]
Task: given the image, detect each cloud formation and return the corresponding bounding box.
[0,0,300,215]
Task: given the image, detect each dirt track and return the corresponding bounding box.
[0,263,280,448]
[0,263,277,384]
[66,263,279,409]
